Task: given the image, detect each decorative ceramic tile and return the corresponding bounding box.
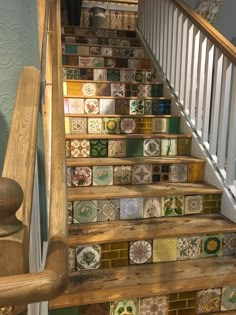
[137,84,151,97]
[154,100,171,115]
[78,303,110,315]
[110,299,139,315]
[143,139,161,157]
[66,140,71,158]
[69,117,86,134]
[91,57,105,67]
[143,198,162,218]
[67,167,72,187]
[223,233,236,256]
[93,69,107,81]
[68,201,73,224]
[101,47,113,56]
[129,240,152,265]
[111,83,125,97]
[115,99,130,115]
[120,118,136,134]
[93,166,113,186]
[79,68,93,80]
[120,39,130,47]
[132,164,152,184]
[145,71,156,83]
[185,195,203,214]
[120,70,135,82]
[71,139,90,158]
[73,200,97,223]
[152,118,168,133]
[161,139,177,156]
[129,100,144,115]
[140,296,169,315]
[221,286,236,311]
[120,198,143,220]
[79,56,92,67]
[189,236,202,259]
[109,38,121,46]
[84,99,99,114]
[66,55,79,66]
[114,166,132,185]
[97,199,120,222]
[89,46,101,55]
[151,84,163,97]
[90,139,108,158]
[108,140,126,158]
[124,48,135,57]
[144,100,152,115]
[72,167,92,187]
[153,238,177,262]
[104,118,120,134]
[68,247,75,272]
[135,71,145,83]
[112,47,122,57]
[128,59,141,69]
[196,288,221,314]
[78,45,89,55]
[126,139,143,157]
[82,83,96,96]
[152,164,169,182]
[177,237,189,260]
[202,235,222,257]
[76,245,101,270]
[100,99,115,114]
[107,69,120,82]
[169,164,188,182]
[105,58,116,68]
[162,196,184,216]
[64,68,74,79]
[64,97,69,113]
[134,49,145,58]
[88,118,103,134]
[96,83,111,96]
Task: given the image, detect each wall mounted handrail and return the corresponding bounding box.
[0,0,68,307]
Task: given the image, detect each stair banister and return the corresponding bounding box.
[0,0,68,309]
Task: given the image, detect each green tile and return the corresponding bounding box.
[90,139,108,158]
[65,44,77,54]
[167,117,181,134]
[151,84,163,97]
[126,139,143,157]
[49,307,78,315]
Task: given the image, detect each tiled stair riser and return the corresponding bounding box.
[62,27,138,38]
[67,194,221,224]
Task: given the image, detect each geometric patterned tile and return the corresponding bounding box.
[89,46,102,56]
[120,118,137,134]
[120,198,143,220]
[69,117,87,134]
[177,237,189,260]
[221,286,236,311]
[189,236,202,259]
[101,47,113,56]
[65,117,70,134]
[104,118,120,134]
[68,247,76,272]
[129,100,145,115]
[68,98,84,114]
[202,235,222,257]
[71,139,90,158]
[93,166,113,186]
[223,233,236,256]
[68,201,73,224]
[132,164,152,184]
[97,199,120,222]
[152,118,167,133]
[169,164,188,182]
[66,140,71,158]
[134,71,145,83]
[76,245,101,270]
[90,139,108,158]
[137,84,151,97]
[143,139,161,157]
[100,99,116,114]
[72,167,92,187]
[143,197,162,218]
[152,164,169,183]
[144,100,152,115]
[129,240,152,264]
[78,303,110,315]
[185,195,203,214]
[107,69,120,82]
[84,99,100,114]
[161,139,177,156]
[88,118,103,134]
[162,195,184,216]
[111,83,125,97]
[140,296,169,315]
[82,83,96,97]
[153,238,177,262]
[73,200,97,223]
[108,140,126,158]
[114,165,132,185]
[196,288,221,314]
[67,167,72,187]
[110,299,139,315]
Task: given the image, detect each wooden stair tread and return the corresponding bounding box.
[66,134,192,140]
[49,256,236,309]
[68,182,221,201]
[68,214,236,246]
[67,156,205,167]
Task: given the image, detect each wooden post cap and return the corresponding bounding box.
[0,177,23,236]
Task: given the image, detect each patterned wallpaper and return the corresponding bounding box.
[0,0,40,172]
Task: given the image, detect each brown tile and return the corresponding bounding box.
[178,309,195,315]
[101,260,111,268]
[204,200,217,207]
[101,243,111,251]
[111,258,128,267]
[178,291,197,299]
[111,242,128,250]
[169,293,178,301]
[188,164,204,182]
[168,311,177,315]
[169,301,187,310]
[120,249,129,258]
[212,194,222,200]
[187,299,196,308]
[102,251,121,260]
[203,194,212,200]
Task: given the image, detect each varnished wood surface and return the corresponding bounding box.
[68,214,236,246]
[67,156,205,167]
[66,133,192,140]
[68,182,221,201]
[49,256,236,308]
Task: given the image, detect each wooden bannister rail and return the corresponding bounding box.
[0,0,68,308]
[172,0,236,64]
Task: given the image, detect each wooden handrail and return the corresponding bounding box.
[0,0,68,307]
[171,0,236,65]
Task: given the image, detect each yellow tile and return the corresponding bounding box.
[153,238,177,262]
[64,117,70,134]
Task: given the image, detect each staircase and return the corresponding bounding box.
[49,25,236,315]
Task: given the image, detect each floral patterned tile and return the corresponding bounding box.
[93,166,113,186]
[137,84,151,97]
[110,299,139,315]
[111,83,125,97]
[143,139,161,157]
[202,235,222,257]
[68,201,73,224]
[100,99,115,114]
[114,165,132,185]
[120,118,137,134]
[221,286,236,311]
[153,238,177,262]
[132,164,152,184]
[89,46,101,56]
[76,245,101,270]
[140,296,169,315]
[161,139,177,156]
[189,236,202,259]
[162,196,184,216]
[152,118,168,133]
[101,47,113,56]
[120,198,143,220]
[107,69,120,82]
[71,139,90,158]
[196,288,221,314]
[68,247,75,272]
[90,139,108,158]
[93,69,107,81]
[104,118,120,134]
[97,199,120,222]
[185,195,203,214]
[143,198,162,218]
[108,140,126,158]
[84,99,99,114]
[69,117,87,134]
[82,83,96,97]
[177,237,189,260]
[129,100,144,115]
[120,70,135,82]
[73,200,97,223]
[129,240,152,265]
[66,140,71,158]
[134,71,145,83]
[223,233,236,256]
[72,167,92,187]
[88,118,103,134]
[169,164,188,182]
[78,303,110,315]
[67,167,72,187]
[91,57,105,67]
